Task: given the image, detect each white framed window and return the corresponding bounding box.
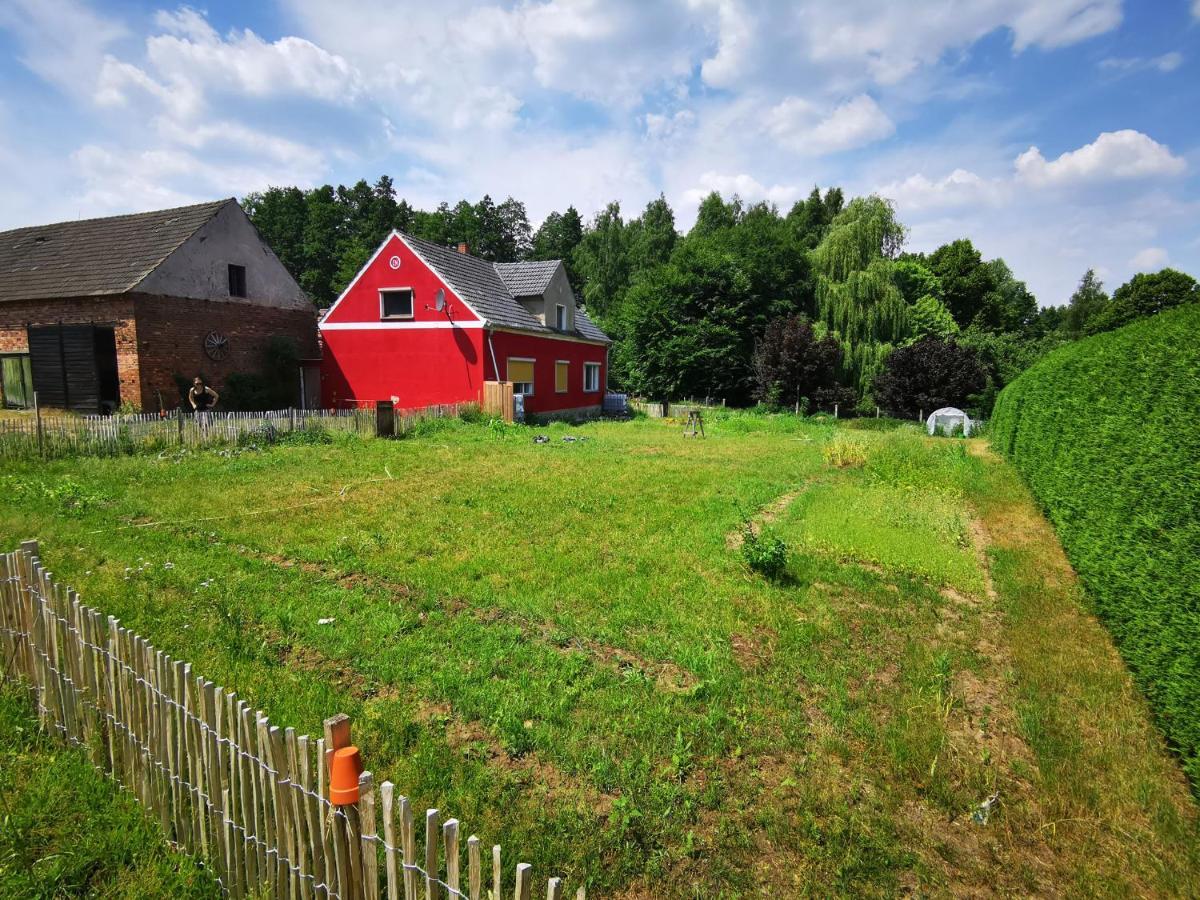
[379,288,414,319]
[555,304,567,330]
[555,360,569,393]
[583,362,601,392]
[507,357,535,396]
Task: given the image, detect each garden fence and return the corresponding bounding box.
[0,403,475,460]
[0,542,583,900]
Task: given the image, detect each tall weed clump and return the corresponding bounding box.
[990,303,1200,785]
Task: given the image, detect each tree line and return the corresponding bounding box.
[243,177,1199,416]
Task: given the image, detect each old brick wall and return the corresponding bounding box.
[132,293,319,410]
[0,296,140,404]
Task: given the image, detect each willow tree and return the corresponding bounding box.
[811,196,910,394]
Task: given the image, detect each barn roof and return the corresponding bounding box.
[400,233,610,344]
[0,199,232,303]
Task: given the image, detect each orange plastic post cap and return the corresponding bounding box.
[329,745,363,806]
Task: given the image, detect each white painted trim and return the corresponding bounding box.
[318,230,486,327]
[395,233,486,325]
[583,361,601,392]
[317,233,396,324]
[378,287,415,320]
[319,321,485,331]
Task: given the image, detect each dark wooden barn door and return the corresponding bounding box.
[27,324,121,413]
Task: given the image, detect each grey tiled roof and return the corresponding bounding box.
[400,233,610,343]
[574,307,609,342]
[494,259,560,297]
[0,199,231,303]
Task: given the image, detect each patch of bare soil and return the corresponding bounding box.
[730,628,777,672]
[277,639,399,702]
[412,703,617,819]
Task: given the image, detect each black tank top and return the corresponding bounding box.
[193,388,212,410]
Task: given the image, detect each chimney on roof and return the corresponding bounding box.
[457,241,469,255]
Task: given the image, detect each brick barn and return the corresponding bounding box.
[320,232,611,416]
[0,199,318,413]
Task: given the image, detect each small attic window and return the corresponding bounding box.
[380,289,414,319]
[555,304,567,330]
[228,264,247,298]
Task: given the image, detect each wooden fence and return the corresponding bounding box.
[0,403,481,460]
[0,542,583,900]
[480,383,514,424]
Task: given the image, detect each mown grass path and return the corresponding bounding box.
[0,415,1196,897]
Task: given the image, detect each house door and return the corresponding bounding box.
[28,324,121,413]
[299,363,321,409]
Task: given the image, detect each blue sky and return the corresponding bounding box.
[1,0,1198,305]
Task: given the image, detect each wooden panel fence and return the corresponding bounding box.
[480,382,514,424]
[0,542,584,899]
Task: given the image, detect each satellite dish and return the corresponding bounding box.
[435,288,446,312]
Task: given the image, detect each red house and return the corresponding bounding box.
[319,232,611,417]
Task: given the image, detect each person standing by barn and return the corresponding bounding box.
[189,376,219,431]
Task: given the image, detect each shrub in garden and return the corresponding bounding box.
[991,303,1200,785]
[740,519,789,580]
[872,337,986,419]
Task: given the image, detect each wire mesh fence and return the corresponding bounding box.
[0,543,583,900]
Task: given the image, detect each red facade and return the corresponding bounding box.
[320,234,607,414]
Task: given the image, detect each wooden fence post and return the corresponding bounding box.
[33,392,43,457]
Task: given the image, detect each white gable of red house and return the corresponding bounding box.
[318,232,610,414]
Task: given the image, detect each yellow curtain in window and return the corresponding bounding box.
[508,359,534,383]
[555,361,569,392]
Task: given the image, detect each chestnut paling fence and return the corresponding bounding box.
[0,403,476,460]
[0,542,583,900]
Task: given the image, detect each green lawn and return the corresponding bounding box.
[0,413,1196,897]
[0,682,217,898]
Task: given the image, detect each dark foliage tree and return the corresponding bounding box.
[927,239,996,329]
[1063,269,1108,337]
[1086,268,1199,334]
[692,191,742,236]
[626,194,678,271]
[530,206,585,288]
[787,187,844,249]
[980,258,1037,332]
[872,338,987,418]
[573,202,630,321]
[752,316,850,410]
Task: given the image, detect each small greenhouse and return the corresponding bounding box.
[926,407,973,437]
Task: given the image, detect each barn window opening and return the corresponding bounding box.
[508,358,534,396]
[380,289,414,319]
[227,264,247,298]
[555,360,569,393]
[583,362,601,392]
[555,304,567,330]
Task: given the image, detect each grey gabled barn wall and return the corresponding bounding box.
[138,201,310,311]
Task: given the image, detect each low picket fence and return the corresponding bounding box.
[0,542,583,900]
[0,403,480,460]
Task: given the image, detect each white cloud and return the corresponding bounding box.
[877,168,1008,211]
[0,0,126,96]
[1130,247,1168,271]
[767,94,894,155]
[1194,0,1200,19]
[681,172,800,208]
[1015,130,1187,187]
[1100,52,1184,74]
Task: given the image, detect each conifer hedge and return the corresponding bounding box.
[991,303,1200,784]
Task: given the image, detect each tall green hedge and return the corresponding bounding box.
[991,303,1200,784]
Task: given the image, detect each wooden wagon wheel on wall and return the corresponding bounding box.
[204,331,229,361]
